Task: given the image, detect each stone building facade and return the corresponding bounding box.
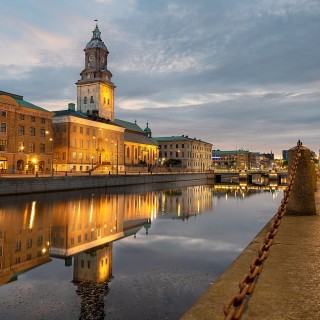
[0,91,53,173]
[154,135,212,172]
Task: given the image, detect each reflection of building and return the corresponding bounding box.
[0,91,53,174]
[50,192,156,259]
[48,190,156,320]
[158,185,213,219]
[0,201,51,285]
[155,135,212,171]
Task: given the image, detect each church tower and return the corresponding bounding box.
[76,24,115,121]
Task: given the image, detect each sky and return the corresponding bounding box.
[0,0,319,157]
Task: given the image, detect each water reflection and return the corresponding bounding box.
[0,182,283,319]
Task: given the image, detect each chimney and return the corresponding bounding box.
[68,103,75,111]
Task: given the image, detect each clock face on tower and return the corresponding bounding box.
[88,54,93,62]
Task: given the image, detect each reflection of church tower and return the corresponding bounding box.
[76,23,115,121]
[73,244,113,319]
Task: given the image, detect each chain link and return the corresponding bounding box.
[223,140,302,320]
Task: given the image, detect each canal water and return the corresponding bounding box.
[0,180,283,320]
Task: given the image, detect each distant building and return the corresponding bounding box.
[282,150,289,161]
[212,149,257,170]
[154,135,212,172]
[0,91,53,173]
[261,151,274,160]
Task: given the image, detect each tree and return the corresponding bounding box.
[163,159,181,167]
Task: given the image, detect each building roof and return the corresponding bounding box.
[0,90,52,114]
[85,24,108,51]
[124,132,158,146]
[154,135,212,145]
[114,118,145,133]
[53,109,123,128]
[212,150,251,155]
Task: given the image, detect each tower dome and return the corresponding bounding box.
[144,122,152,137]
[85,24,108,51]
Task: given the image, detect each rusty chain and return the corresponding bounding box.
[223,140,302,320]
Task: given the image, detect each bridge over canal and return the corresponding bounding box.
[209,169,288,186]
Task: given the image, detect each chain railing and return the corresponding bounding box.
[223,140,302,320]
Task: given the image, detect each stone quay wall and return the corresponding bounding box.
[0,173,208,196]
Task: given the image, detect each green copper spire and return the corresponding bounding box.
[92,24,101,40]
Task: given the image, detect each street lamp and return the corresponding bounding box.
[115,141,119,174]
[50,138,54,177]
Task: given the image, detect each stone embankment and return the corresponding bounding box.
[0,173,207,196]
[181,143,320,320]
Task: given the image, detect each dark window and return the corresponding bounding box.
[40,144,45,154]
[1,111,6,117]
[90,96,94,103]
[84,96,87,104]
[19,125,25,135]
[30,127,35,136]
[0,123,6,133]
[20,114,25,120]
[41,118,45,124]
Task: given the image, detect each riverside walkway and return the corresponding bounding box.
[182,146,320,319]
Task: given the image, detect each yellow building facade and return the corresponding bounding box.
[53,104,125,173]
[0,91,53,174]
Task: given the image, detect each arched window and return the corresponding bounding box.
[90,96,94,103]
[84,96,87,104]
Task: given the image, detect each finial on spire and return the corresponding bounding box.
[146,121,149,128]
[135,119,137,124]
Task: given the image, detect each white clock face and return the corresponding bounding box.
[88,54,93,62]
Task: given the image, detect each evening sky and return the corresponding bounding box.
[1,0,319,157]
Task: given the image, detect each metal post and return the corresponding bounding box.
[50,138,54,177]
[116,141,119,175]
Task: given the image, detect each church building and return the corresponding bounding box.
[52,24,158,173]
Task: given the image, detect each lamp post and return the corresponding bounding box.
[50,138,54,177]
[115,141,119,174]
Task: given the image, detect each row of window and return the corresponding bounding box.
[160,151,211,159]
[160,143,210,151]
[0,140,47,153]
[0,123,49,138]
[83,96,110,105]
[14,236,43,252]
[0,111,46,123]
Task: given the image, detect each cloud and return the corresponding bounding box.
[0,0,319,156]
